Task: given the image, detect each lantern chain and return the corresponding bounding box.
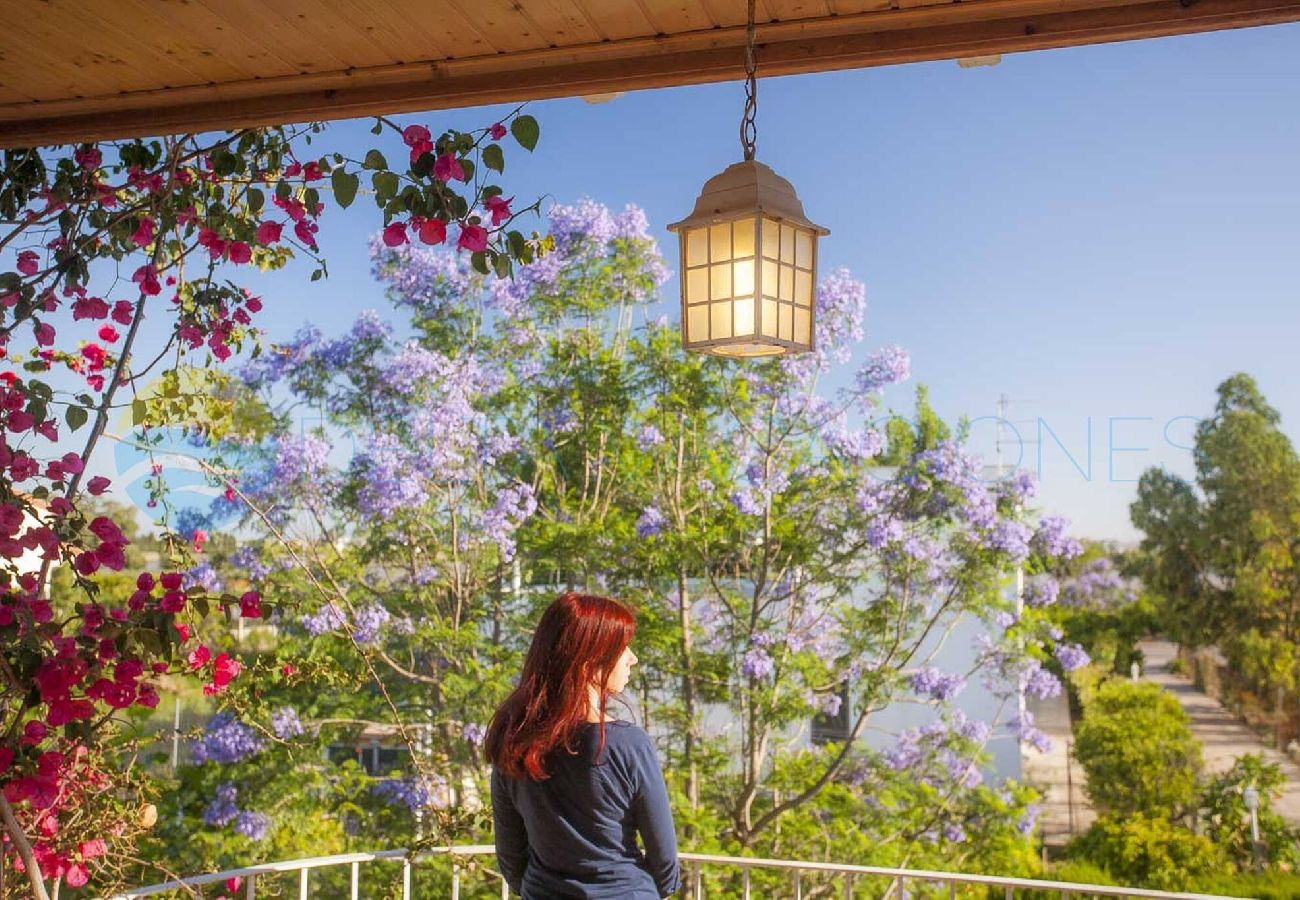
[740,0,758,161]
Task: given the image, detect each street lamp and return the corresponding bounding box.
[667,0,828,357]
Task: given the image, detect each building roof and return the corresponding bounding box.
[2,0,1298,147]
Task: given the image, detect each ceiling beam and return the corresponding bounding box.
[1,0,1297,147]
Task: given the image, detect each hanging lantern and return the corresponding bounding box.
[667,0,828,357]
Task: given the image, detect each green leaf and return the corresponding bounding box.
[274,180,292,201]
[372,171,399,203]
[310,269,323,282]
[65,404,88,432]
[493,252,511,278]
[304,187,321,215]
[247,187,265,215]
[511,115,540,151]
[470,251,489,275]
[27,400,46,423]
[483,143,504,173]
[131,398,148,427]
[331,169,360,209]
[363,149,388,170]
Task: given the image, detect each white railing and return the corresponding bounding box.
[111,846,1248,899]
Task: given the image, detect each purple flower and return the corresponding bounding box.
[636,505,667,539]
[231,545,271,581]
[1021,660,1062,700]
[1023,576,1060,608]
[1055,643,1091,672]
[272,434,333,485]
[234,810,272,841]
[203,782,239,827]
[635,424,665,450]
[184,560,224,594]
[909,666,967,702]
[482,482,538,561]
[302,601,348,637]
[857,345,911,395]
[1009,712,1053,754]
[372,775,449,812]
[816,692,843,718]
[730,488,763,516]
[943,822,967,843]
[696,478,715,494]
[985,520,1033,563]
[353,603,391,644]
[1017,804,1041,835]
[463,723,487,746]
[192,713,265,764]
[742,647,775,680]
[271,707,305,739]
[1031,515,1083,560]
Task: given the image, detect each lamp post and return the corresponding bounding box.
[667,0,827,357]
[1243,783,1263,872]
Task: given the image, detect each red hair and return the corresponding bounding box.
[486,592,636,780]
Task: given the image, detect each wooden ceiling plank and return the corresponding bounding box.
[0,13,172,97]
[185,0,356,73]
[6,0,223,90]
[324,0,452,62]
[134,0,305,79]
[373,0,495,59]
[827,0,903,11]
[573,0,661,41]
[514,0,605,45]
[636,0,718,32]
[248,0,408,69]
[441,0,555,52]
[765,0,838,20]
[3,0,1299,147]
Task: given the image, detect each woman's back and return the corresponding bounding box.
[491,721,680,899]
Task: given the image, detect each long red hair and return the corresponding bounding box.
[486,592,636,780]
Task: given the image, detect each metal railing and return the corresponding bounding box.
[112,846,1247,899]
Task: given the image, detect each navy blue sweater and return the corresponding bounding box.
[491,721,681,898]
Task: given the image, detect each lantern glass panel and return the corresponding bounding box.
[762,217,780,260]
[687,228,708,267]
[710,302,732,339]
[687,267,709,304]
[762,299,779,338]
[795,230,813,269]
[779,266,793,301]
[795,307,811,344]
[710,263,731,301]
[734,258,754,296]
[780,224,795,264]
[778,305,793,340]
[795,270,812,307]
[733,218,756,258]
[734,297,755,336]
[687,304,708,343]
[709,223,730,263]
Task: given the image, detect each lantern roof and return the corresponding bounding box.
[667,160,830,235]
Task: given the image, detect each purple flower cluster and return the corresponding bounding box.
[353,433,428,518]
[231,545,271,581]
[238,324,323,389]
[884,713,990,790]
[742,647,775,680]
[635,424,664,450]
[1009,711,1053,754]
[271,707,305,739]
[235,810,272,841]
[821,418,884,460]
[192,713,265,764]
[1054,643,1091,672]
[1061,557,1135,608]
[184,560,224,594]
[1022,576,1060,609]
[636,505,667,539]
[272,434,333,485]
[301,601,348,637]
[372,775,450,812]
[203,782,239,827]
[463,723,487,746]
[909,666,967,702]
[984,520,1033,563]
[353,603,391,644]
[1030,515,1083,560]
[482,482,538,561]
[1021,659,1062,700]
[370,238,474,319]
[729,488,763,516]
[857,345,911,396]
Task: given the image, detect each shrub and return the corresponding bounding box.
[1198,754,1300,870]
[1073,680,1201,817]
[1066,813,1228,891]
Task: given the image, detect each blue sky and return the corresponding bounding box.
[98,23,1300,542]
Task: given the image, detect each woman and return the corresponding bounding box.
[487,592,680,899]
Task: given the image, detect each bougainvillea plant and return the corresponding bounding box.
[0,110,545,897]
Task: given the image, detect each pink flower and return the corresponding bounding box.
[490,122,507,140]
[86,475,111,495]
[16,251,38,276]
[21,721,47,746]
[228,241,252,264]
[111,301,134,325]
[192,529,208,552]
[434,153,466,183]
[458,225,488,253]
[71,296,109,320]
[485,195,512,226]
[210,653,242,689]
[245,296,263,313]
[160,571,182,590]
[160,590,186,613]
[187,645,211,669]
[131,217,155,248]
[98,325,120,343]
[34,322,55,347]
[131,264,161,296]
[74,551,100,576]
[418,218,447,245]
[8,411,33,433]
[382,222,408,247]
[256,221,283,245]
[79,839,108,859]
[65,864,89,888]
[61,452,85,475]
[239,591,262,619]
[402,124,431,146]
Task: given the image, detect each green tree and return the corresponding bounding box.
[1067,813,1227,891]
[879,384,952,466]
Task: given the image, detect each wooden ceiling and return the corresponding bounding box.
[1,0,1297,148]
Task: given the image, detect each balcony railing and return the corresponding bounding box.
[111,845,1246,900]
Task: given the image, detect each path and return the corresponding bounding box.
[1021,691,1095,847]
[1140,639,1300,824]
